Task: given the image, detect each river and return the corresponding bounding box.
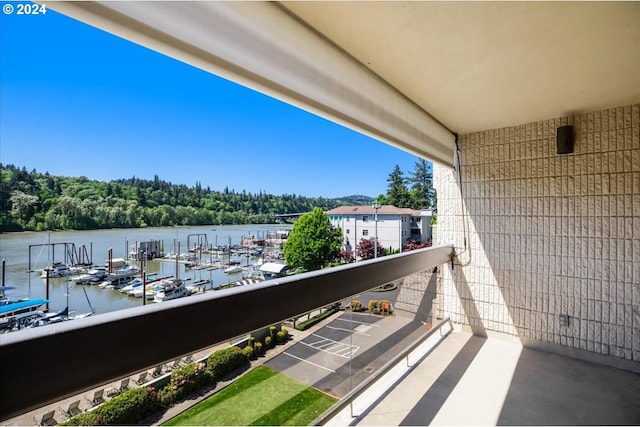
[0,224,291,317]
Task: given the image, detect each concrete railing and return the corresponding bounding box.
[0,244,453,421]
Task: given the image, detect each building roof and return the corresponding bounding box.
[258,262,289,274]
[326,205,423,216]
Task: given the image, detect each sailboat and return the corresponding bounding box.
[223,236,243,274]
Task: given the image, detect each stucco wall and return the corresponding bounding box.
[434,104,639,362]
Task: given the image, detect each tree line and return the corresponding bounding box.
[0,159,434,232]
[0,164,342,232]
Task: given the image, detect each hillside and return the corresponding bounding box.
[0,164,355,232]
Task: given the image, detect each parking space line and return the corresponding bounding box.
[325,325,371,336]
[315,341,336,349]
[283,352,336,373]
[303,334,360,359]
[325,344,347,353]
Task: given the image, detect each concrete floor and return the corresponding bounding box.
[352,331,640,426]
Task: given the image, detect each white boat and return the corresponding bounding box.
[130,284,162,300]
[119,279,143,293]
[107,264,139,281]
[153,278,188,303]
[41,263,81,278]
[224,265,243,274]
[73,267,108,284]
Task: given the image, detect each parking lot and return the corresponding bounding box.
[266,310,427,398]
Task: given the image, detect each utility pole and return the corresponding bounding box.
[373,202,380,258]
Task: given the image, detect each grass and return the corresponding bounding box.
[164,366,337,426]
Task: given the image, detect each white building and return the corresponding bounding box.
[326,205,433,253]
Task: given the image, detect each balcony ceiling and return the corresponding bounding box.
[47,1,639,164]
[279,1,640,133]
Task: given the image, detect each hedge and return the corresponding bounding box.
[206,346,248,381]
[294,307,339,331]
[61,387,160,426]
[61,329,288,425]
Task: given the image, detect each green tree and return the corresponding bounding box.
[386,165,411,208]
[9,190,39,224]
[284,207,343,271]
[408,159,435,209]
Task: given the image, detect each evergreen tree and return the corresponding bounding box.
[385,165,411,208]
[284,208,343,271]
[408,159,435,209]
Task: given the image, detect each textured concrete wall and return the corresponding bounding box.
[434,104,640,362]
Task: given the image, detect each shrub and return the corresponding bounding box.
[60,411,101,426]
[206,346,248,380]
[248,336,255,349]
[379,299,392,314]
[264,335,273,349]
[254,341,263,355]
[61,387,161,425]
[368,300,379,313]
[162,362,211,403]
[242,345,255,360]
[157,385,178,406]
[281,327,288,337]
[351,300,363,311]
[97,387,161,425]
[276,330,287,343]
[269,325,277,338]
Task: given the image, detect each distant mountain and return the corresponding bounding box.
[332,195,374,206]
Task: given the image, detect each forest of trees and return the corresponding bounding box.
[0,164,344,232]
[0,160,434,232]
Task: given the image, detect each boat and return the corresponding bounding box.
[153,278,188,302]
[121,275,170,295]
[224,265,243,274]
[129,284,163,300]
[16,306,94,330]
[106,263,139,281]
[0,298,49,330]
[119,279,143,294]
[186,279,212,294]
[73,267,108,284]
[40,262,82,278]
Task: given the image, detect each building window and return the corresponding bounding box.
[346,217,350,222]
[346,229,350,234]
[363,215,369,222]
[363,230,369,236]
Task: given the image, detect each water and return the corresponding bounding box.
[0,224,290,316]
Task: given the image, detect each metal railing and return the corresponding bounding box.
[0,244,453,421]
[313,317,454,425]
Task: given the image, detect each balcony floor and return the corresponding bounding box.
[354,331,640,426]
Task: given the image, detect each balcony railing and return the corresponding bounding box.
[314,317,454,425]
[0,244,453,421]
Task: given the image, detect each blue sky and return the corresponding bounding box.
[0,4,425,199]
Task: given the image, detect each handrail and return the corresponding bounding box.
[0,244,453,421]
[313,317,454,425]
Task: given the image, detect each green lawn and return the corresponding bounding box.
[164,366,337,426]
